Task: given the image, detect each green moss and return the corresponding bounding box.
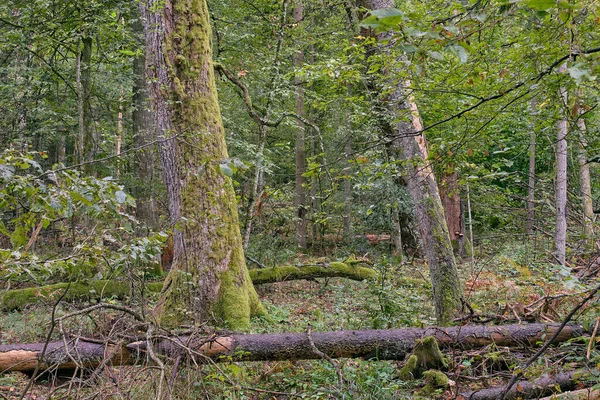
[249,262,377,284]
[399,336,448,380]
[420,370,450,394]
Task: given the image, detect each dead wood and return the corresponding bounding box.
[0,323,583,374]
[459,370,592,400]
[0,262,376,312]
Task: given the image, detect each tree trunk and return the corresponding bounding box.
[343,133,352,239]
[575,103,594,247]
[526,97,537,236]
[367,0,462,324]
[0,262,375,312]
[460,370,580,400]
[78,36,94,171]
[440,169,463,255]
[294,0,308,249]
[555,63,568,266]
[132,17,158,232]
[139,0,264,329]
[0,323,582,373]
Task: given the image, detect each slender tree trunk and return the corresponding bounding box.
[575,101,594,247]
[294,0,308,249]
[139,0,264,329]
[368,0,463,324]
[80,36,94,171]
[555,63,568,266]
[132,18,158,232]
[243,125,266,249]
[527,97,537,236]
[343,133,352,239]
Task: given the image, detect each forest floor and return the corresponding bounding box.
[0,248,598,399]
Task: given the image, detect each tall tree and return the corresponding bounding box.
[294,0,308,249]
[555,62,569,266]
[367,0,463,324]
[139,0,264,329]
[526,97,537,237]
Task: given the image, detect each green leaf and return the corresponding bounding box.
[115,190,127,204]
[448,44,469,63]
[522,0,556,10]
[428,51,444,61]
[219,164,233,177]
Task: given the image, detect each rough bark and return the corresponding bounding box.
[440,169,464,254]
[132,17,158,231]
[139,0,263,329]
[555,63,568,266]
[0,262,375,312]
[459,370,584,400]
[294,0,308,249]
[0,323,582,373]
[367,0,463,324]
[526,97,537,236]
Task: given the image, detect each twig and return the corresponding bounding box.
[245,255,267,269]
[500,283,600,399]
[307,325,343,386]
[587,317,600,360]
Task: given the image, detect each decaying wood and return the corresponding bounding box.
[0,323,583,374]
[540,387,600,400]
[0,262,375,312]
[459,370,590,400]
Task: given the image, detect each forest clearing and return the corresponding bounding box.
[0,0,599,398]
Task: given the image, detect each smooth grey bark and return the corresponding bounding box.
[555,63,568,266]
[367,0,463,324]
[575,101,595,246]
[527,97,537,236]
[132,18,158,231]
[294,0,308,249]
[78,36,94,170]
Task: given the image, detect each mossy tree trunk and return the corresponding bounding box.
[368,0,463,324]
[139,0,264,329]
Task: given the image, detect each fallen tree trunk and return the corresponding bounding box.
[459,370,587,400]
[0,262,375,311]
[0,323,583,374]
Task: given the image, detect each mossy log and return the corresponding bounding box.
[458,370,587,400]
[0,323,583,374]
[399,336,447,379]
[0,262,375,311]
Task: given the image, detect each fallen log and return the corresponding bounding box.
[0,262,375,311]
[459,370,588,400]
[0,323,583,374]
[540,388,600,400]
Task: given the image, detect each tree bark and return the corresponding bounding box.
[459,370,582,400]
[78,36,94,171]
[343,133,352,239]
[575,103,594,247]
[139,0,263,329]
[0,323,582,373]
[294,0,308,249]
[132,17,158,232]
[555,63,568,266]
[367,0,463,324]
[526,97,537,236]
[440,169,463,255]
[0,262,375,312]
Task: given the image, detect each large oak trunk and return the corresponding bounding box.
[0,323,582,373]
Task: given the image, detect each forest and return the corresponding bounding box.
[0,0,599,398]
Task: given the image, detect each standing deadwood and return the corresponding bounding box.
[294,0,308,249]
[0,323,582,373]
[367,0,463,324]
[139,0,264,329]
[555,62,569,266]
[439,168,464,255]
[132,17,158,232]
[526,97,537,237]
[575,99,595,247]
